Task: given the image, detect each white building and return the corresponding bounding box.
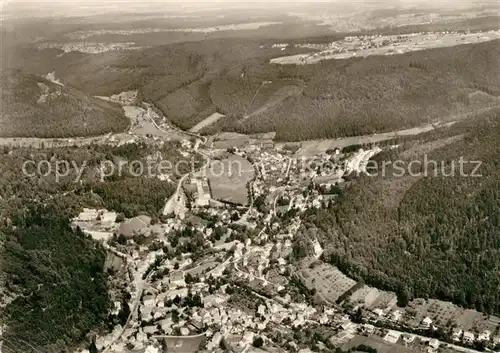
[422,317,433,328]
[463,331,475,343]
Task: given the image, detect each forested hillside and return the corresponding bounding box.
[0,142,190,351]
[8,38,499,140]
[129,39,500,140]
[0,69,129,138]
[301,108,500,313]
[0,206,110,352]
[207,39,500,140]
[0,142,188,220]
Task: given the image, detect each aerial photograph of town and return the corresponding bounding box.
[0,1,499,353]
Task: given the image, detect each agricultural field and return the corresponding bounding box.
[342,334,425,353]
[300,260,357,304]
[206,154,255,206]
[349,285,399,311]
[404,299,500,333]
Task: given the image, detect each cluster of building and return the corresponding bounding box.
[34,41,143,54]
[67,116,500,353]
[325,276,500,351]
[269,30,500,64]
[187,176,212,207]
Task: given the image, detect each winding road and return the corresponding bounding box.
[101,105,213,353]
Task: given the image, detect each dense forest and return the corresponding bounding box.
[0,69,129,138]
[0,142,190,350]
[133,38,499,140]
[0,142,188,221]
[300,109,500,314]
[0,205,110,352]
[7,35,499,141]
[205,39,500,140]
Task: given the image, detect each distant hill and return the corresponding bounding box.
[74,39,500,141]
[0,69,129,138]
[5,38,500,141]
[205,39,500,141]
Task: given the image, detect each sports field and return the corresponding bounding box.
[207,155,255,205]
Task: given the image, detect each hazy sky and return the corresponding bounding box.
[2,0,497,19]
[0,0,354,19]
